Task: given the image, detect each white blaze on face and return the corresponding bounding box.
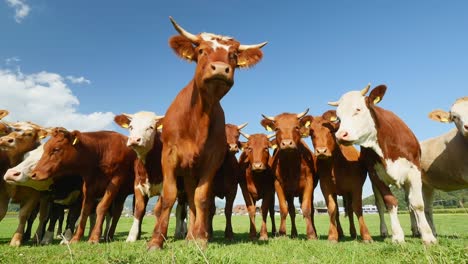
[127,111,160,154]
[200,33,232,51]
[451,98,468,137]
[4,144,52,191]
[335,91,382,156]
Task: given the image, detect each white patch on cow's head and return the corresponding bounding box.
[200,33,232,51]
[451,97,468,138]
[126,111,162,158]
[3,144,52,190]
[334,91,382,156]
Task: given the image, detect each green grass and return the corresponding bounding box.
[0,213,467,263]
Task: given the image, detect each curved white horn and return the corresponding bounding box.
[328,101,339,107]
[297,108,309,119]
[237,122,248,130]
[240,131,250,139]
[169,16,199,44]
[360,83,371,96]
[155,115,164,120]
[267,134,276,139]
[239,42,268,51]
[261,114,275,121]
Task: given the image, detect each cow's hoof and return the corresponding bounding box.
[362,239,373,244]
[259,235,268,241]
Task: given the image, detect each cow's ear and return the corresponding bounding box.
[37,129,49,140]
[0,110,9,120]
[114,114,131,129]
[71,131,81,146]
[299,115,313,138]
[428,109,451,123]
[368,85,387,105]
[169,35,197,62]
[260,119,275,132]
[237,48,263,68]
[269,139,278,150]
[322,110,340,131]
[155,117,164,130]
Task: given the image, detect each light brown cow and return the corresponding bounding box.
[261,110,317,239]
[209,123,247,240]
[301,110,372,242]
[238,132,276,240]
[328,84,437,244]
[0,123,48,246]
[30,128,136,244]
[0,110,11,136]
[409,97,468,236]
[147,17,266,250]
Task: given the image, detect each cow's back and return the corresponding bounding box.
[421,129,468,190]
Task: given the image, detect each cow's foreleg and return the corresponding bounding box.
[406,170,437,245]
[224,186,236,240]
[372,182,388,237]
[301,181,316,240]
[274,180,288,236]
[193,173,215,245]
[321,181,338,242]
[422,183,436,236]
[70,186,94,244]
[343,194,356,239]
[126,186,148,242]
[11,192,40,246]
[351,189,372,243]
[259,196,271,241]
[268,191,277,236]
[287,196,297,238]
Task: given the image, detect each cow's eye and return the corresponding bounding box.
[198,49,204,55]
[128,125,133,130]
[264,148,268,152]
[52,147,60,153]
[148,126,154,130]
[229,52,237,61]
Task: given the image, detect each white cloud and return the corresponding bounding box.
[66,75,91,84]
[5,0,30,23]
[5,57,21,65]
[0,68,115,132]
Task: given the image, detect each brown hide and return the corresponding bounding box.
[261,112,317,239]
[238,133,276,240]
[148,18,265,249]
[31,128,135,244]
[305,111,371,242]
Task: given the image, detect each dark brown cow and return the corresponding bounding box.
[148,17,266,250]
[209,123,246,240]
[328,84,437,244]
[261,110,317,239]
[30,128,136,244]
[238,132,276,240]
[301,110,372,242]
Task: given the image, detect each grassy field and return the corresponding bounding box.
[0,213,466,263]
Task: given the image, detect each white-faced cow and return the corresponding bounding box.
[409,97,468,236]
[328,84,437,244]
[114,111,188,242]
[147,17,266,250]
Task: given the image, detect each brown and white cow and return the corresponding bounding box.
[409,97,468,236]
[0,110,11,136]
[301,110,372,242]
[0,123,49,246]
[328,84,437,244]
[209,123,247,240]
[147,17,266,250]
[238,132,277,240]
[30,128,136,244]
[261,110,318,239]
[114,111,188,242]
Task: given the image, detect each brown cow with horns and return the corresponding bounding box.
[147,17,267,250]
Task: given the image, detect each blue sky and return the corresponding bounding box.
[1,0,467,203]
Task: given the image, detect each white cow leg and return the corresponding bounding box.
[41,231,54,245]
[388,205,405,243]
[405,190,419,237]
[422,183,436,236]
[126,218,140,242]
[407,172,437,244]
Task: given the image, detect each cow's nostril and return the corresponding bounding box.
[225,67,230,74]
[13,171,20,177]
[30,173,36,179]
[211,64,216,71]
[464,124,468,130]
[7,139,13,144]
[136,138,141,142]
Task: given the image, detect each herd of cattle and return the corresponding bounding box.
[0,17,467,250]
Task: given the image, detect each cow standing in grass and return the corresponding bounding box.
[301,110,372,242]
[114,111,188,242]
[238,132,276,240]
[328,84,437,244]
[148,17,266,250]
[261,110,318,239]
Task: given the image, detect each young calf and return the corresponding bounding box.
[261,110,317,239]
[328,84,437,244]
[238,132,276,240]
[411,97,468,236]
[114,111,188,242]
[301,110,372,242]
